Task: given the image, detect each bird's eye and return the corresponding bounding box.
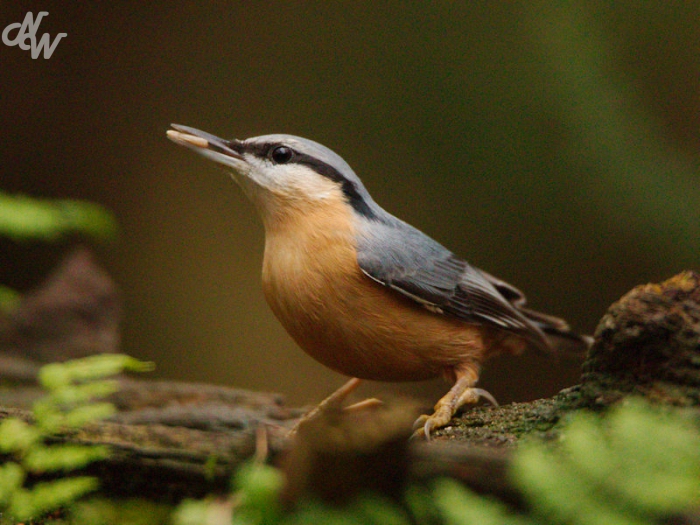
[270,146,293,164]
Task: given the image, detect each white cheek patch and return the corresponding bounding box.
[246,162,341,201]
[290,172,340,200]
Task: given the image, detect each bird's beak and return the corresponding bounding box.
[167,124,245,168]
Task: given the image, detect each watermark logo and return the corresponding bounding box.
[2,11,67,59]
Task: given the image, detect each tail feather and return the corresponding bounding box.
[521,306,593,354]
[479,269,593,354]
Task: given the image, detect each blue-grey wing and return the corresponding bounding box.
[355,220,548,345]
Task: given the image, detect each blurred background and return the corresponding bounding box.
[1,2,698,407]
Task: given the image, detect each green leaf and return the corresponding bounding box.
[0,418,41,453]
[43,379,121,407]
[432,478,534,525]
[350,495,411,525]
[232,462,284,524]
[0,463,25,506]
[0,192,118,242]
[23,444,110,473]
[38,354,155,390]
[403,484,442,524]
[35,402,117,434]
[599,401,700,513]
[0,354,153,520]
[8,477,99,521]
[514,440,647,525]
[173,498,221,525]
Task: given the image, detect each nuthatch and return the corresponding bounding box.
[167,124,590,439]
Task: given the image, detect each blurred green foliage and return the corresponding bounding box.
[0,192,117,243]
[533,3,700,259]
[514,399,700,525]
[0,191,117,314]
[0,354,153,522]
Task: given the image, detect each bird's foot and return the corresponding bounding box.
[287,378,383,438]
[412,386,498,440]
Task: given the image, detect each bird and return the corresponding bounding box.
[166,124,590,439]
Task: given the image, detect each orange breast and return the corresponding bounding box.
[258,195,495,382]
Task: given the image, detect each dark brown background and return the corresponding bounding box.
[2,2,699,406]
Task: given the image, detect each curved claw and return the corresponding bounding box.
[468,388,499,407]
[410,414,430,440]
[411,386,498,441]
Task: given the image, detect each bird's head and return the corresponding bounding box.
[167,125,378,222]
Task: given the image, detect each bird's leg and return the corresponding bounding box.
[412,364,498,440]
[287,378,383,438]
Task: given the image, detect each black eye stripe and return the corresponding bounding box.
[237,141,377,219]
[224,139,246,155]
[233,141,269,158]
[294,153,377,220]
